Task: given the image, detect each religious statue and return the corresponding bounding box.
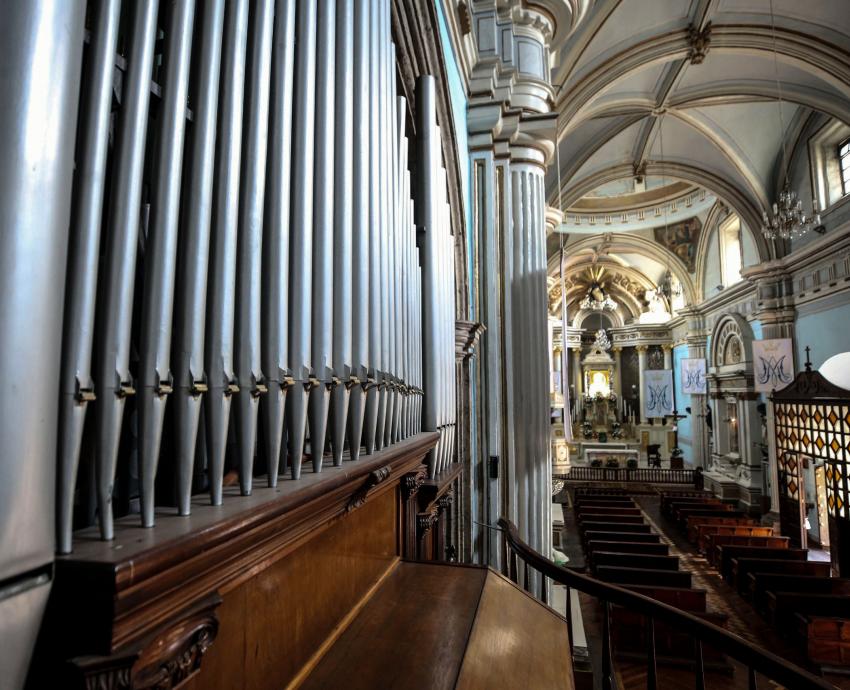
[639,288,671,324]
[593,328,611,351]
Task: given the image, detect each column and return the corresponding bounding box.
[637,345,648,424]
[0,2,86,686]
[663,344,673,370]
[572,347,583,400]
[612,347,623,409]
[680,307,708,468]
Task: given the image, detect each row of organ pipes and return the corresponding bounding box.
[57,0,457,554]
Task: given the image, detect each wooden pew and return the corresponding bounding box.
[696,525,774,553]
[612,608,728,662]
[576,506,643,515]
[586,540,669,556]
[595,565,692,588]
[719,546,806,582]
[577,514,646,525]
[625,585,707,612]
[707,534,789,567]
[662,497,721,519]
[748,574,849,613]
[579,521,653,537]
[659,491,713,515]
[582,531,660,547]
[576,488,628,497]
[674,504,735,525]
[736,559,830,595]
[767,592,850,630]
[687,516,758,544]
[795,616,850,668]
[575,498,635,507]
[591,551,680,572]
[675,508,744,530]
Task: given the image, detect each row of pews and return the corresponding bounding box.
[665,493,850,671]
[574,488,728,662]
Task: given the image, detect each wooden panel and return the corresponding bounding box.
[455,571,572,690]
[184,489,400,690]
[300,562,487,690]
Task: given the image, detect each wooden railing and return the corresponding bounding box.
[558,466,696,485]
[498,518,834,690]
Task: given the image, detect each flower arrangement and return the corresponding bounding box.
[627,458,639,469]
[605,457,619,468]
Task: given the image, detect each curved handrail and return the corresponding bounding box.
[498,518,834,690]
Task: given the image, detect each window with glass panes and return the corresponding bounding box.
[841,138,850,196]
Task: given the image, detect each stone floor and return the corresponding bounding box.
[554,485,850,690]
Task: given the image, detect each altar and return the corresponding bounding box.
[586,448,640,465]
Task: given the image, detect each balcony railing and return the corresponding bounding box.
[498,518,833,690]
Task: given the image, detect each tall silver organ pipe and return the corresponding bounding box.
[308,0,336,474]
[206,0,248,505]
[287,0,318,479]
[235,0,274,495]
[173,0,225,515]
[348,0,371,464]
[0,3,85,684]
[364,0,383,456]
[52,0,442,551]
[415,77,457,478]
[56,0,121,554]
[330,0,355,467]
[94,0,159,539]
[261,0,296,488]
[138,0,196,527]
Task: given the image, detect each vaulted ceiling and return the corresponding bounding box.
[546,0,850,320]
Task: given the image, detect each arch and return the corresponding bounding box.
[695,200,729,302]
[574,309,624,329]
[709,313,755,372]
[556,162,772,261]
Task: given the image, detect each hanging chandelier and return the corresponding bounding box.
[761,0,821,241]
[761,187,820,240]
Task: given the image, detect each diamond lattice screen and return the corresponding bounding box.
[774,401,850,519]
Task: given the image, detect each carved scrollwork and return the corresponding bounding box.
[347,464,393,512]
[401,469,426,500]
[417,509,439,535]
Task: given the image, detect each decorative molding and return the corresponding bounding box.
[401,469,427,500]
[417,509,439,535]
[455,320,486,360]
[687,22,711,65]
[348,465,393,513]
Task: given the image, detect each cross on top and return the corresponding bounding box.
[805,346,812,371]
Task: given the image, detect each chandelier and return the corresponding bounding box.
[761,0,821,241]
[761,187,820,240]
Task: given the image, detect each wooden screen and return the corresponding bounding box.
[773,359,850,574]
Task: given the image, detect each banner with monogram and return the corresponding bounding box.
[681,358,707,394]
[644,369,675,417]
[753,338,795,392]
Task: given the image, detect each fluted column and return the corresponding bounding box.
[572,347,582,400]
[637,345,648,424]
[613,347,623,403]
[663,344,673,371]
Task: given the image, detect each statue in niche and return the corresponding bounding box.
[724,337,743,365]
[593,329,611,351]
[639,288,671,324]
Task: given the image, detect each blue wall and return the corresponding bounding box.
[672,344,694,463]
[795,302,850,370]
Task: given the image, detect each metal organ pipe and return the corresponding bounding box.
[173,0,225,515]
[206,0,248,505]
[348,0,371,464]
[52,0,441,550]
[94,0,159,539]
[261,0,296,487]
[138,0,196,527]
[415,77,456,477]
[308,0,336,474]
[56,0,121,554]
[235,0,274,495]
[330,0,355,467]
[287,0,318,479]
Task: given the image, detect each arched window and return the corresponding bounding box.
[719,215,742,287]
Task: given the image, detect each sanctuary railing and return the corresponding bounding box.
[558,466,696,485]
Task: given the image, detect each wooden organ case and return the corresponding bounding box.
[27,0,468,687]
[772,354,850,575]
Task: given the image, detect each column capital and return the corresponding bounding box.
[636,345,648,353]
